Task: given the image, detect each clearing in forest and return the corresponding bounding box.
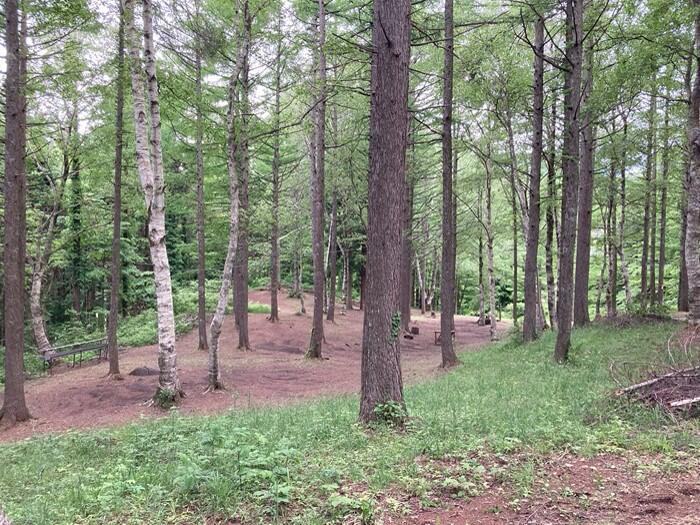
[0,290,502,442]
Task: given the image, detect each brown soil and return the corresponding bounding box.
[382,453,700,525]
[0,290,502,442]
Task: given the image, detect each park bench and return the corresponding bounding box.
[41,338,108,370]
[434,330,456,345]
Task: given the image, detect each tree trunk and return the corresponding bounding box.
[207,38,245,391]
[606,145,618,318]
[617,113,633,308]
[1,0,30,427]
[686,1,700,324]
[269,13,282,323]
[195,7,208,351]
[125,0,182,401]
[523,15,545,342]
[307,0,326,359]
[234,1,251,351]
[657,97,669,306]
[107,4,126,377]
[327,190,338,321]
[359,0,410,424]
[650,82,659,307]
[440,0,458,368]
[545,90,558,330]
[573,38,595,327]
[641,77,657,310]
[345,245,353,310]
[478,186,486,326]
[554,0,583,364]
[486,151,498,342]
[399,175,413,331]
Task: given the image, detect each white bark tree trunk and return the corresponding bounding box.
[125,0,181,401]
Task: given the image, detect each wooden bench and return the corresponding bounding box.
[434,330,456,345]
[41,338,108,370]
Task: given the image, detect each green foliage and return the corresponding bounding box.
[154,389,177,410]
[1,322,697,524]
[372,401,407,428]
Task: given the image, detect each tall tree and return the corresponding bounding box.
[124,0,182,401]
[359,0,410,423]
[233,0,252,351]
[307,0,327,359]
[269,11,283,323]
[573,38,595,327]
[107,3,127,378]
[554,0,583,363]
[523,13,545,342]
[657,96,670,305]
[440,0,458,368]
[206,24,247,391]
[686,0,700,324]
[194,0,208,351]
[0,0,31,427]
[641,77,657,310]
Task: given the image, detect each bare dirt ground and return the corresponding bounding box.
[382,453,700,525]
[0,290,501,442]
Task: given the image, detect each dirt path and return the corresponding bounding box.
[0,290,501,442]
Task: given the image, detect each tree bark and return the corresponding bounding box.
[345,245,353,310]
[269,13,283,323]
[686,0,700,324]
[195,3,208,351]
[307,0,326,359]
[359,0,410,424]
[207,37,245,391]
[327,190,338,321]
[523,15,545,342]
[545,89,558,330]
[233,1,251,351]
[573,38,595,327]
[1,0,30,427]
[440,0,458,368]
[606,145,618,318]
[554,0,583,363]
[657,97,669,306]
[485,150,498,341]
[107,4,126,377]
[125,0,182,401]
[616,113,633,308]
[641,76,657,310]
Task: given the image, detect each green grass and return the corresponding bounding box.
[1,322,698,524]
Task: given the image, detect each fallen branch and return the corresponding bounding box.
[670,396,700,409]
[616,366,700,396]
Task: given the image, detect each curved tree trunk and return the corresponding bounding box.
[125,0,181,401]
[359,0,410,424]
[207,49,244,391]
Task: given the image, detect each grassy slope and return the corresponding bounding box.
[1,322,698,524]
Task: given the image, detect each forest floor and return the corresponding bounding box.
[0,289,502,442]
